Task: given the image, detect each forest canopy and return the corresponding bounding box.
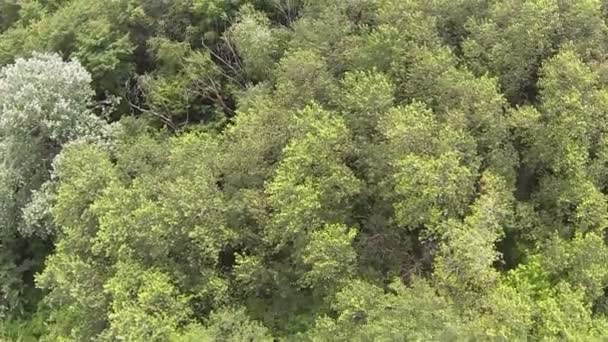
[3,0,608,340]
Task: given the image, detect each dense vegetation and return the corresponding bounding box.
[3,0,608,340]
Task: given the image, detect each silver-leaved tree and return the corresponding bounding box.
[0,53,106,317]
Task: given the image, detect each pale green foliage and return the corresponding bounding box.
[228,5,280,81]
[557,0,608,61]
[337,70,394,136]
[376,0,441,47]
[309,279,462,341]
[464,0,560,102]
[393,153,476,232]
[175,307,273,342]
[503,255,608,340]
[434,173,512,297]
[91,131,230,265]
[0,0,133,92]
[463,0,608,103]
[543,232,608,301]
[289,4,354,72]
[381,42,515,182]
[51,143,118,240]
[380,102,479,232]
[38,131,234,340]
[102,262,191,342]
[36,144,117,340]
[274,49,338,108]
[346,24,406,72]
[470,283,534,340]
[266,106,361,248]
[379,102,480,170]
[536,48,598,172]
[301,224,357,289]
[36,253,109,341]
[535,282,608,339]
[380,102,442,156]
[425,0,491,47]
[517,48,608,238]
[222,87,295,190]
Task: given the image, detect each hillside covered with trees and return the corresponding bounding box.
[3,0,608,340]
